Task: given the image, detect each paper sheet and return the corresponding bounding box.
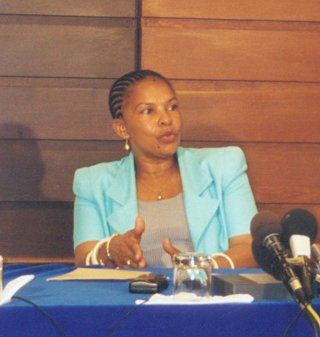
[47,268,151,281]
[0,275,35,305]
[136,292,254,305]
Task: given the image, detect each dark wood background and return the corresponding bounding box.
[1,0,319,263]
[0,0,137,263]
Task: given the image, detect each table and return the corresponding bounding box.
[0,264,319,337]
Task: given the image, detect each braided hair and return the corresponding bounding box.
[108,69,174,119]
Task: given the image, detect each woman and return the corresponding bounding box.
[73,69,257,269]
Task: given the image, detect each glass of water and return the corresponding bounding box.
[173,252,212,297]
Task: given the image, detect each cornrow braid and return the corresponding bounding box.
[108,69,173,119]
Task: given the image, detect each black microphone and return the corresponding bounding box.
[281,208,318,300]
[281,208,318,257]
[251,211,308,305]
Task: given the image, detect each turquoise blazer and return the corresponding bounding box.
[73,146,257,254]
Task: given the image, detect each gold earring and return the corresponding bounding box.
[124,138,130,151]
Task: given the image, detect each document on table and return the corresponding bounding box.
[47,268,151,281]
[136,292,254,305]
[0,275,35,305]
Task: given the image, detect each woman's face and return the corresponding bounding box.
[119,77,182,161]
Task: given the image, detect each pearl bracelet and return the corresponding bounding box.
[211,253,235,269]
[106,233,120,261]
[85,234,119,266]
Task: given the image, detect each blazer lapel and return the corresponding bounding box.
[105,153,138,233]
[103,149,221,244]
[177,148,220,250]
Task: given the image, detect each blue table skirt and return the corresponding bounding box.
[1,264,318,337]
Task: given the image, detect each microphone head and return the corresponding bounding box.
[250,210,281,246]
[281,208,318,244]
[251,241,282,280]
[250,211,283,279]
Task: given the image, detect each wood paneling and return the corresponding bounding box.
[258,204,320,224]
[0,201,74,263]
[0,15,136,78]
[0,78,115,140]
[174,80,320,143]
[141,18,320,82]
[0,1,138,262]
[143,0,320,21]
[0,0,136,17]
[2,79,320,143]
[242,143,320,204]
[0,140,125,202]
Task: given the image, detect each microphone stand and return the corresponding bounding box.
[288,256,315,301]
[286,257,320,333]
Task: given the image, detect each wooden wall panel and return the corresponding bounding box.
[0,78,115,141]
[242,143,320,204]
[2,79,319,143]
[0,15,136,78]
[0,140,124,202]
[143,0,320,21]
[174,80,320,143]
[141,18,320,82]
[0,202,73,263]
[258,204,320,225]
[0,1,138,262]
[0,0,136,17]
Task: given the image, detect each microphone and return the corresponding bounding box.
[281,208,318,258]
[281,209,318,300]
[251,211,283,279]
[251,211,308,305]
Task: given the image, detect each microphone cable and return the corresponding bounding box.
[12,295,68,337]
[282,307,319,337]
[304,303,320,330]
[106,298,149,337]
[12,295,150,337]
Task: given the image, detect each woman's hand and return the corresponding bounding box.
[162,238,180,260]
[107,216,147,268]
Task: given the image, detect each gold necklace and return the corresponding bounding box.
[156,191,164,201]
[136,158,182,201]
[137,171,176,201]
[155,175,173,201]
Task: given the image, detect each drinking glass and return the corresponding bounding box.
[173,252,212,297]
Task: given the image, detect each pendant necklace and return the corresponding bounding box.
[137,159,181,201]
[156,191,164,201]
[155,177,172,200]
[138,172,174,201]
